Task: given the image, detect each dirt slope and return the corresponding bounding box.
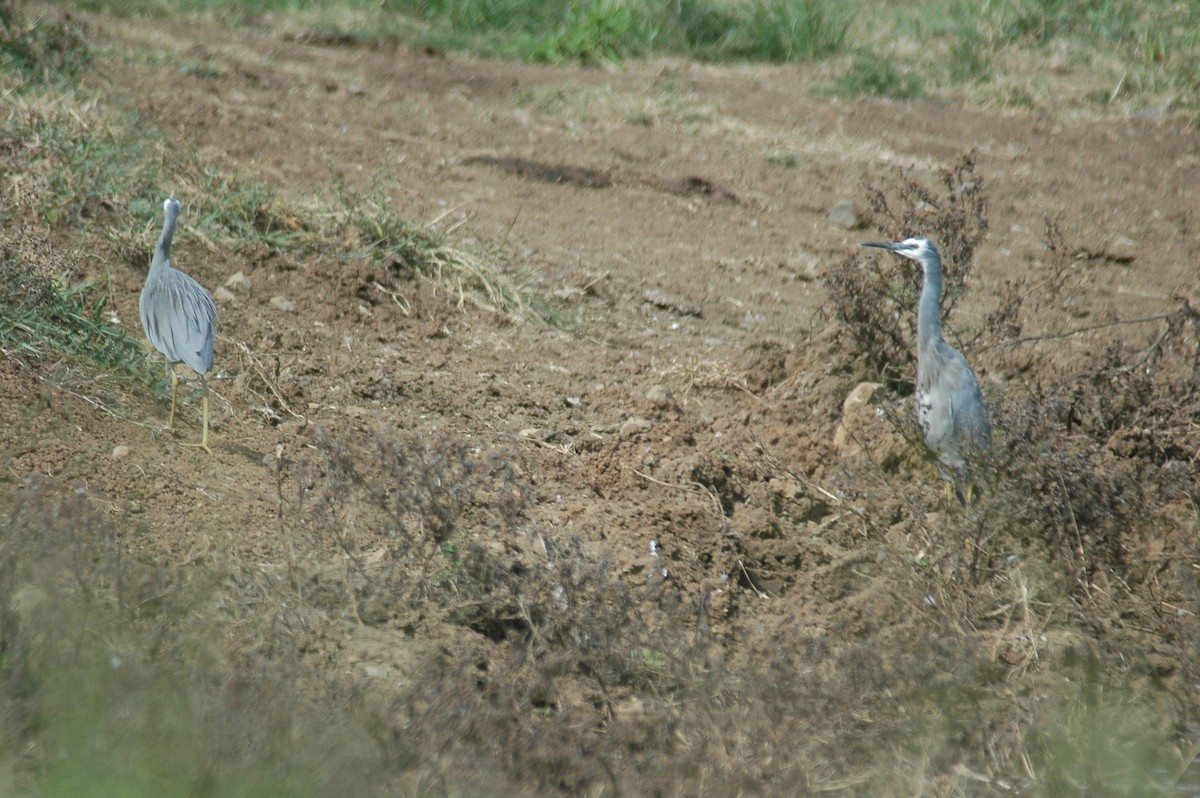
[5,10,1200,795]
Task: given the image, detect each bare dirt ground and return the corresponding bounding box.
[5,9,1200,795]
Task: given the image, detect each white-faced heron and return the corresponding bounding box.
[861,237,991,493]
[139,198,217,453]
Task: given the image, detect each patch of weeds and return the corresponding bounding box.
[328,178,540,322]
[947,36,993,83]
[2,99,162,228]
[765,147,799,167]
[192,164,312,251]
[941,224,1199,592]
[707,0,853,62]
[837,49,923,99]
[0,480,381,796]
[0,205,158,390]
[950,391,1135,589]
[506,0,646,64]
[0,1,88,86]
[1025,659,1180,796]
[825,152,988,389]
[381,532,712,794]
[293,426,528,623]
[993,0,1140,48]
[673,0,739,51]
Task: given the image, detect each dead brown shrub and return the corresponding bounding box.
[825,152,989,389]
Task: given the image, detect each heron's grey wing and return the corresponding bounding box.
[919,343,989,468]
[141,269,217,374]
[940,349,991,450]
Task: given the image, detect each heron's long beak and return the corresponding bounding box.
[860,241,902,250]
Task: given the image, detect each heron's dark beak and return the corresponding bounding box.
[860,241,901,251]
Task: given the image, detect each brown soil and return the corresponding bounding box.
[5,10,1200,795]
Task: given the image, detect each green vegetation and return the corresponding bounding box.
[0,238,155,388]
[0,0,89,84]
[65,0,1200,110]
[0,484,379,797]
[836,49,923,99]
[77,0,855,63]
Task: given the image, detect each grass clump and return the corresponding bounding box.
[327,179,539,321]
[836,49,923,98]
[3,99,161,229]
[0,205,156,388]
[0,0,88,87]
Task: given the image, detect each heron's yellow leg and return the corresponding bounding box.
[181,375,212,454]
[167,369,179,430]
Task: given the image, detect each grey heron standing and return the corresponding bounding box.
[139,198,217,453]
[860,237,990,496]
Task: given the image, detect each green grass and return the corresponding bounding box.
[836,49,923,99]
[0,250,156,387]
[66,0,1200,110]
[80,0,856,64]
[0,0,89,85]
[857,0,1200,110]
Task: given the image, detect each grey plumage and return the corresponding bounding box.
[861,237,991,482]
[139,198,217,452]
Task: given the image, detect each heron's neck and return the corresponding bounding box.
[152,215,177,271]
[917,252,944,350]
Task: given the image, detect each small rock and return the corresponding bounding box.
[834,382,884,455]
[225,271,251,295]
[1135,103,1169,121]
[841,381,884,419]
[362,663,389,679]
[111,444,130,460]
[620,416,654,437]
[828,200,860,230]
[787,254,821,281]
[213,286,237,303]
[645,384,674,405]
[270,295,295,313]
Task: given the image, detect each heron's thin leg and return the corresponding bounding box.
[167,367,179,431]
[180,375,213,454]
[200,377,210,453]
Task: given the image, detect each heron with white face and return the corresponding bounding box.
[861,237,991,494]
[139,198,217,453]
